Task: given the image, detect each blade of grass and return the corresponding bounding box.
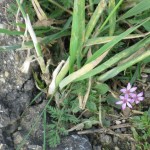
[89,0,94,12]
[85,32,150,46]
[108,0,116,36]
[31,0,47,21]
[98,50,150,82]
[85,0,107,41]
[69,0,85,72]
[59,51,107,90]
[86,18,150,64]
[48,0,72,15]
[0,29,70,52]
[119,0,150,20]
[75,36,150,81]
[43,109,46,150]
[0,28,24,35]
[98,0,123,35]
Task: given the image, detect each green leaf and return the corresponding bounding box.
[94,83,109,95]
[106,95,121,109]
[86,101,97,112]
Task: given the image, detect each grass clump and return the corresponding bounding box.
[1,0,150,149]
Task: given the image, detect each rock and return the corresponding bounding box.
[114,146,120,150]
[115,120,121,125]
[93,145,102,150]
[99,134,112,145]
[23,79,35,91]
[121,128,126,132]
[113,136,119,143]
[12,101,47,149]
[27,145,43,150]
[0,103,10,128]
[53,134,92,150]
[115,129,121,133]
[122,119,126,123]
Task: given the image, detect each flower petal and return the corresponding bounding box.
[116,101,123,104]
[120,89,126,93]
[130,87,137,92]
[137,92,143,97]
[130,99,134,103]
[138,97,144,101]
[127,83,131,90]
[119,96,125,100]
[127,102,132,108]
[122,103,126,110]
[130,93,136,98]
[135,100,140,104]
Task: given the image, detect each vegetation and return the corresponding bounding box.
[1,0,150,149]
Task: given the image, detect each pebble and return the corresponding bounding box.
[121,128,126,132]
[12,132,23,145]
[4,71,9,77]
[114,146,120,150]
[122,119,126,123]
[0,78,5,83]
[113,136,119,143]
[93,145,102,150]
[115,120,121,125]
[115,129,121,133]
[100,134,112,145]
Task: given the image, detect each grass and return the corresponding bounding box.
[1,0,150,149]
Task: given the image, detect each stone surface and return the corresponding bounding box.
[99,134,113,146]
[53,135,92,150]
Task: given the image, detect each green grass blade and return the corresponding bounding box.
[85,0,107,41]
[0,29,70,52]
[48,0,72,15]
[69,0,85,72]
[43,109,47,150]
[108,0,116,36]
[98,50,150,82]
[119,0,150,20]
[0,28,24,35]
[85,32,150,46]
[99,0,123,34]
[75,37,150,81]
[86,18,150,64]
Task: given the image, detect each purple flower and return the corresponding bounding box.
[130,92,144,104]
[120,83,137,95]
[116,95,132,110]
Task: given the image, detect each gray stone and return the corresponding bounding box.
[0,103,10,128]
[113,136,119,143]
[100,134,112,145]
[53,135,92,150]
[93,145,102,150]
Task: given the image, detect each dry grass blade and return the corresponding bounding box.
[59,51,107,90]
[31,0,47,21]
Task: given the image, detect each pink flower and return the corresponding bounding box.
[130,92,144,104]
[120,83,137,95]
[116,95,132,110]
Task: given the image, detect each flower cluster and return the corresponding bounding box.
[116,83,144,110]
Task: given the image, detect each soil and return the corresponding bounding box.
[0,1,150,150]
